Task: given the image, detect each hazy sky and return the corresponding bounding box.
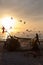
[0,0,43,32]
[0,0,43,17]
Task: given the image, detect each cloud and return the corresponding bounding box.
[0,0,43,20]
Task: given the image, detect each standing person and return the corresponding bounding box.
[35,33,40,45]
[31,33,40,57]
[31,33,40,50]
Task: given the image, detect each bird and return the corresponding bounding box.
[19,20,22,22]
[24,21,26,24]
[11,17,13,20]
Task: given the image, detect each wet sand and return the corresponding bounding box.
[0,42,43,65]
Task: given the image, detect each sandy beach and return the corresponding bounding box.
[0,52,43,65]
[0,41,43,65]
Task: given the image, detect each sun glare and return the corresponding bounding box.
[1,16,16,32]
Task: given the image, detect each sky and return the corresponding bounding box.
[0,0,43,38]
[0,0,43,18]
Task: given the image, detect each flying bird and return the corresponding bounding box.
[26,29,32,32]
[26,29,28,32]
[11,17,13,20]
[19,20,22,22]
[24,21,26,24]
[10,26,12,29]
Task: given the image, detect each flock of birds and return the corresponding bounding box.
[0,17,41,37]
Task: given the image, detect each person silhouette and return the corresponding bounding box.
[2,26,5,33]
[35,33,40,45]
[31,33,40,51]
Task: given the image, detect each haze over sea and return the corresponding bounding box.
[0,30,43,41]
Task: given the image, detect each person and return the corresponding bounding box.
[35,33,40,45]
[2,26,5,33]
[31,33,40,51]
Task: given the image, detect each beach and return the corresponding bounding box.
[0,40,43,65]
[0,52,43,65]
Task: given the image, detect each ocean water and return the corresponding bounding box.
[0,30,43,40]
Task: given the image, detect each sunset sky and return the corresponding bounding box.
[0,0,43,38]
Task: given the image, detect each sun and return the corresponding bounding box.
[1,16,16,32]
